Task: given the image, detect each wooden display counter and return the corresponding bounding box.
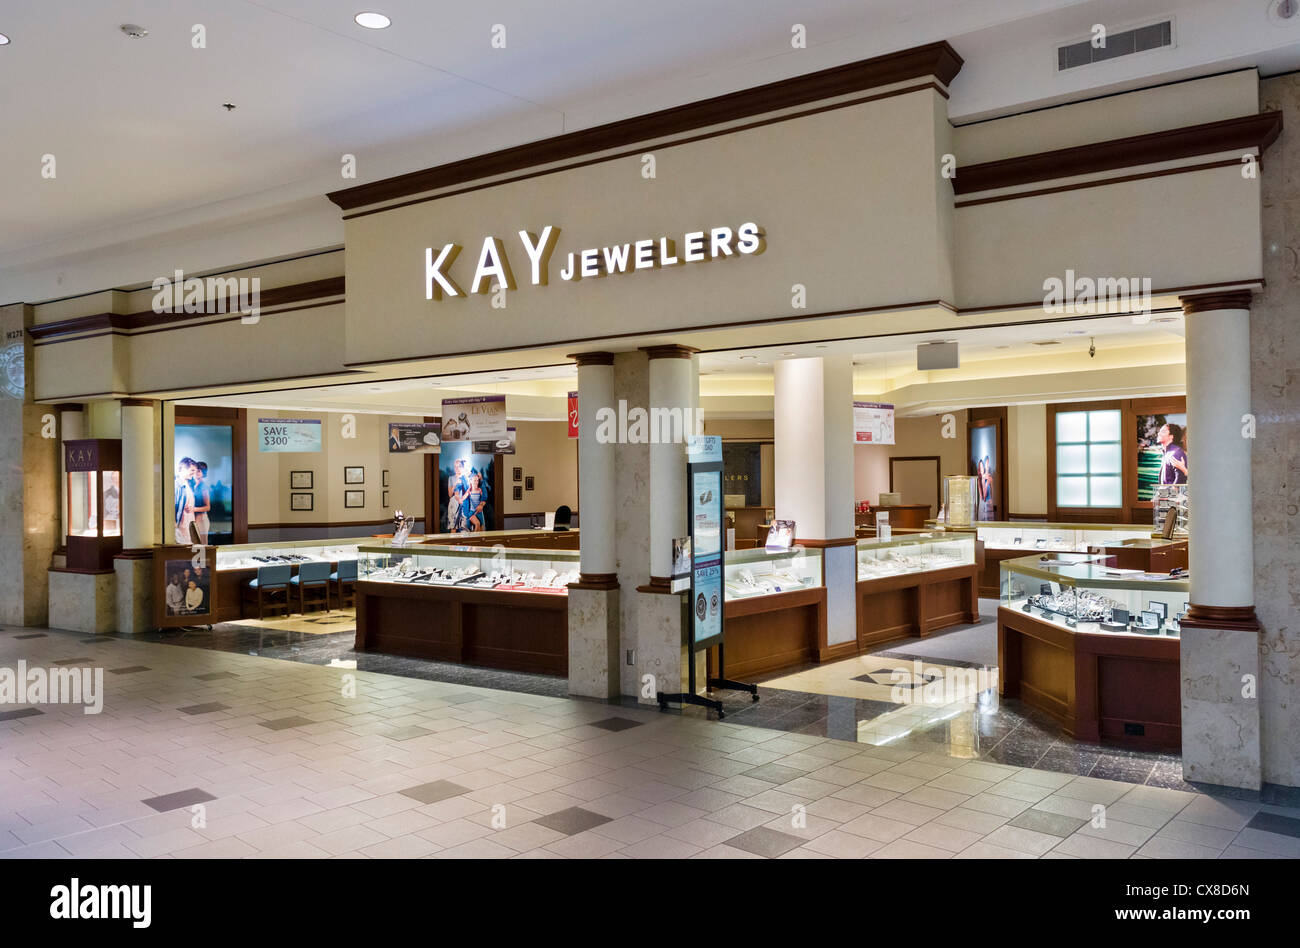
[997,606,1179,749]
[857,562,979,648]
[354,579,568,675]
[709,586,827,680]
[855,504,932,531]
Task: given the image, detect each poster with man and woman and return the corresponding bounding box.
[438,441,496,533]
[173,425,235,545]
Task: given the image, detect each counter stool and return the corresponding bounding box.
[248,564,291,619]
[290,561,332,614]
[331,559,358,609]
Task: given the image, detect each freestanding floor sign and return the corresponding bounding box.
[658,436,758,718]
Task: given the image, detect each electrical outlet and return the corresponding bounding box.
[626,649,635,665]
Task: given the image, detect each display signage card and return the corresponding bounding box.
[441,395,506,442]
[765,519,795,552]
[687,435,724,651]
[567,391,579,439]
[472,426,515,455]
[876,510,891,541]
[854,402,895,445]
[257,418,321,453]
[65,440,99,472]
[388,421,440,454]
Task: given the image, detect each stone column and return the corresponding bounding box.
[0,304,61,627]
[774,355,858,656]
[1178,290,1261,790]
[566,352,620,698]
[644,345,697,587]
[116,398,158,634]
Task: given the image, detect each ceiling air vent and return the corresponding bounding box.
[1031,340,1062,346]
[1058,21,1172,71]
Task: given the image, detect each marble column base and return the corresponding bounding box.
[1181,625,1262,790]
[114,556,154,636]
[48,570,117,636]
[567,586,620,699]
[634,592,684,705]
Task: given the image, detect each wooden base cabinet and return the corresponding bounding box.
[857,563,979,649]
[997,606,1180,749]
[710,587,827,680]
[354,580,568,675]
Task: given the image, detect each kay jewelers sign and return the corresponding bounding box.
[424,222,765,299]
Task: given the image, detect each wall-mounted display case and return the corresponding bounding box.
[997,553,1183,749]
[723,546,822,600]
[357,543,579,593]
[64,438,123,571]
[856,531,976,580]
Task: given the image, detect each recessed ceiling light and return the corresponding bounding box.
[737,354,756,360]
[354,12,391,29]
[781,351,796,356]
[0,33,10,45]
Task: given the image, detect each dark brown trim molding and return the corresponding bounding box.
[52,403,84,413]
[641,344,699,360]
[795,537,858,548]
[120,398,155,409]
[328,42,962,212]
[569,351,616,367]
[636,575,676,595]
[114,548,156,560]
[1181,603,1260,632]
[571,573,620,591]
[954,111,1283,196]
[1180,290,1253,314]
[27,276,345,343]
[954,157,1246,208]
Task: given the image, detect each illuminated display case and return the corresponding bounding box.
[723,546,823,600]
[357,543,579,594]
[1000,553,1188,637]
[856,532,976,580]
[216,538,364,571]
[65,438,123,571]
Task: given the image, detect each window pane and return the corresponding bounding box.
[1089,443,1121,474]
[1057,476,1088,506]
[1089,476,1122,507]
[1056,411,1088,443]
[1088,410,1120,442]
[1057,444,1088,474]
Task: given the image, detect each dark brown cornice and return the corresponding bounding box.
[27,276,345,343]
[954,111,1283,196]
[570,573,620,590]
[1180,290,1253,314]
[569,351,616,367]
[641,344,699,360]
[327,42,963,212]
[1182,603,1260,632]
[120,398,156,409]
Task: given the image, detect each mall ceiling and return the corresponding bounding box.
[3,0,1300,303]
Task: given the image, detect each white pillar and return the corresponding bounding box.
[774,355,857,650]
[1178,290,1261,789]
[644,345,697,585]
[574,354,616,580]
[120,400,156,550]
[58,404,85,542]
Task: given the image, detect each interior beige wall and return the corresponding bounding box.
[1008,403,1047,516]
[854,411,968,506]
[505,420,577,515]
[245,409,425,525]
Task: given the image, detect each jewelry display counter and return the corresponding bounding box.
[855,532,979,647]
[997,554,1186,748]
[352,544,578,674]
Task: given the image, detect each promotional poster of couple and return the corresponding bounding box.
[439,444,496,533]
[173,425,235,545]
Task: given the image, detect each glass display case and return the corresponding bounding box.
[856,531,976,580]
[943,475,977,528]
[64,438,123,570]
[216,538,366,571]
[357,543,579,594]
[1153,484,1189,537]
[1000,553,1189,637]
[723,546,823,600]
[926,521,1154,552]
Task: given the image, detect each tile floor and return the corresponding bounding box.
[2,625,1298,859]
